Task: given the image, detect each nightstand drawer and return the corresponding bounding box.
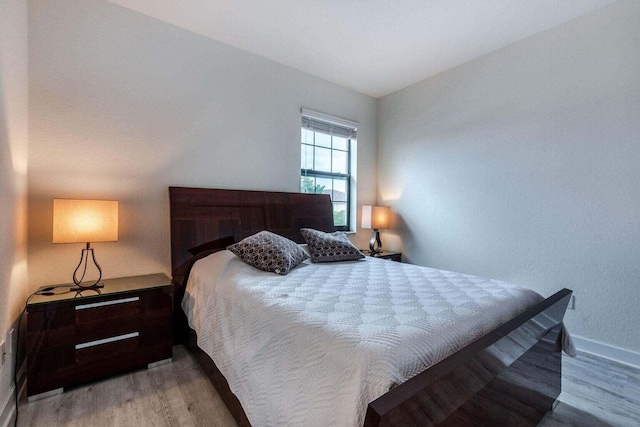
[75,297,140,343]
[75,296,140,323]
[76,334,139,365]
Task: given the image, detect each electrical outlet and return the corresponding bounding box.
[568,295,576,310]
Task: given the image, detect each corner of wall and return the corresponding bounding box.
[0,0,30,419]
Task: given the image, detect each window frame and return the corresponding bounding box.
[300,109,357,232]
[300,135,352,231]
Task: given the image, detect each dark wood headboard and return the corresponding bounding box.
[169,186,335,277]
[169,187,335,343]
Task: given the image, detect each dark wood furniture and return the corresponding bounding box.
[26,274,173,399]
[169,186,572,427]
[366,250,402,262]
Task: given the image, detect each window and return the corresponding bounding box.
[300,109,357,231]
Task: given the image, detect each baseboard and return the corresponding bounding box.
[573,334,640,369]
[0,386,16,427]
[1,359,27,427]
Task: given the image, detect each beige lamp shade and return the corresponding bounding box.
[53,199,119,243]
[361,205,391,230]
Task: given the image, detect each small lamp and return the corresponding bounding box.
[53,199,118,288]
[361,205,391,256]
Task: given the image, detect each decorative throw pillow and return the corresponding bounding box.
[227,231,308,275]
[298,243,311,257]
[300,228,365,263]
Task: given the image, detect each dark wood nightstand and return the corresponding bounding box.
[26,274,173,399]
[363,250,402,262]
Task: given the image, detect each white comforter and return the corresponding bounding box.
[182,250,542,427]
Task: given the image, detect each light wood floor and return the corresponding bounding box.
[18,345,640,426]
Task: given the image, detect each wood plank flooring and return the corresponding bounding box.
[18,345,236,427]
[541,352,640,427]
[18,345,640,426]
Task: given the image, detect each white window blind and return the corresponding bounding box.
[301,108,357,140]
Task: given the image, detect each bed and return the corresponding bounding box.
[169,186,573,427]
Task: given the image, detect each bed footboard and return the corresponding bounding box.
[364,288,572,427]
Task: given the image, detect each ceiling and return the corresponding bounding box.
[107,0,617,98]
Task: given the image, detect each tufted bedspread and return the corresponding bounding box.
[182,250,542,427]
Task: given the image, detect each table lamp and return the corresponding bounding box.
[53,199,118,288]
[361,205,391,256]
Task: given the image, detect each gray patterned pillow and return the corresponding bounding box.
[227,231,308,275]
[300,228,365,263]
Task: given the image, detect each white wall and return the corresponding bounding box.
[0,0,28,421]
[28,0,377,287]
[378,0,640,353]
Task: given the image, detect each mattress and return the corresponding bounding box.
[182,250,543,427]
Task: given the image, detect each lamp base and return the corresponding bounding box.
[73,243,103,288]
[369,229,383,256]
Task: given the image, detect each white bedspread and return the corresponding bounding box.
[182,250,542,427]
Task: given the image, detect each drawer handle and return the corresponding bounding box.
[75,332,139,350]
[75,296,139,310]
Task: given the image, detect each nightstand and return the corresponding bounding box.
[26,274,173,399]
[363,250,402,262]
